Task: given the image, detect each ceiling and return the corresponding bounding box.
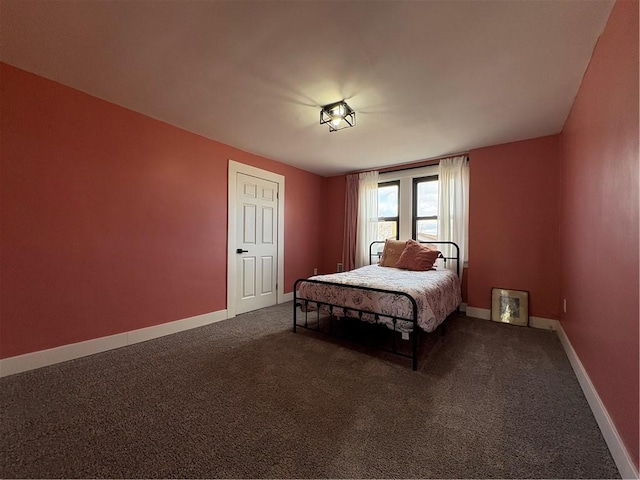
[1,0,614,176]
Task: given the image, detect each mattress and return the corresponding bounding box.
[297,264,461,333]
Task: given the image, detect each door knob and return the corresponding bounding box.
[236,249,249,254]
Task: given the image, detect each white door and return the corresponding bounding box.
[235,172,278,314]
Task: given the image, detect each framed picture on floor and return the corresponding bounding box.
[491,288,529,326]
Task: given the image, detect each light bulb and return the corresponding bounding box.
[331,116,343,127]
[332,105,345,116]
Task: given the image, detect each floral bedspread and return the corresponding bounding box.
[297,265,461,333]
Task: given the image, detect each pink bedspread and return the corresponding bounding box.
[297,265,461,333]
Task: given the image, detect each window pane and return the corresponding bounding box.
[377,221,397,241]
[417,181,438,217]
[416,219,437,242]
[378,184,398,217]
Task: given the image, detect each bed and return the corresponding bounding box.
[293,240,462,370]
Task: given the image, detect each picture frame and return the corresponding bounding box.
[491,288,529,326]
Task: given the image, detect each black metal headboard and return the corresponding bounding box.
[369,240,461,278]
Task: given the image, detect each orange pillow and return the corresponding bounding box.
[394,239,439,271]
[378,239,407,267]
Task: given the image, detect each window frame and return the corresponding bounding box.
[412,175,439,240]
[377,180,400,240]
[378,164,439,242]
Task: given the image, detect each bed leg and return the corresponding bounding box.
[293,300,297,333]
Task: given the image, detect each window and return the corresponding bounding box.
[377,181,399,240]
[375,157,468,269]
[377,165,439,242]
[412,176,439,241]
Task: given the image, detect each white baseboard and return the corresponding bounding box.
[0,309,227,378]
[465,306,490,320]
[557,325,638,480]
[282,292,294,302]
[465,307,559,331]
[528,316,559,331]
[126,310,227,345]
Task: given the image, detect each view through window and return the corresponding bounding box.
[413,176,438,241]
[377,181,399,240]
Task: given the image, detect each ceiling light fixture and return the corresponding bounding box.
[320,100,356,132]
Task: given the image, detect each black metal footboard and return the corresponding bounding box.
[293,279,421,370]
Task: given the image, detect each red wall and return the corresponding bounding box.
[467,135,561,318]
[319,175,346,274]
[1,63,323,358]
[559,0,639,467]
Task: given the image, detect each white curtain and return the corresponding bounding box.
[355,171,379,268]
[438,156,469,276]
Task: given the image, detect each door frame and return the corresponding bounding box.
[227,160,285,318]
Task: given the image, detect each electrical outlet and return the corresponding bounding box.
[337,262,343,273]
[563,299,567,313]
[313,267,318,276]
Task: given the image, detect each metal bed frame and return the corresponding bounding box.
[293,241,460,371]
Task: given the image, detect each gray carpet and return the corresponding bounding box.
[0,302,619,478]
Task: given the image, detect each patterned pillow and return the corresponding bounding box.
[394,239,439,271]
[378,239,407,267]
